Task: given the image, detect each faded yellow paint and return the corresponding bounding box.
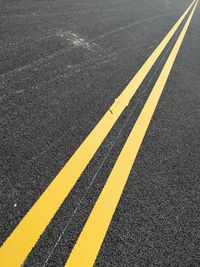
[65,2,198,266]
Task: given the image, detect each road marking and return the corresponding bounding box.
[0,1,196,266]
[65,2,198,266]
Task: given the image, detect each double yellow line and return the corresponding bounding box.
[65,1,198,266]
[0,1,197,266]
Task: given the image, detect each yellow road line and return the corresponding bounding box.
[0,1,196,266]
[65,2,198,266]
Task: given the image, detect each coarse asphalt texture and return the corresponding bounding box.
[0,0,200,266]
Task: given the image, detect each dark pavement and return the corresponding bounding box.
[0,0,200,266]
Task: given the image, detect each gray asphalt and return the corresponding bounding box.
[0,0,200,266]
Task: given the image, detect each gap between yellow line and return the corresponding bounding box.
[0,1,196,266]
[65,2,198,266]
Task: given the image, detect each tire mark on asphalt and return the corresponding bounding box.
[0,41,158,178]
[0,39,158,104]
[0,5,145,21]
[0,4,143,49]
[95,12,175,39]
[0,12,175,78]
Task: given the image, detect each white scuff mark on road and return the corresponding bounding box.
[15,89,26,94]
[57,31,96,50]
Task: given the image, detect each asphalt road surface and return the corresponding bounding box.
[0,0,200,266]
